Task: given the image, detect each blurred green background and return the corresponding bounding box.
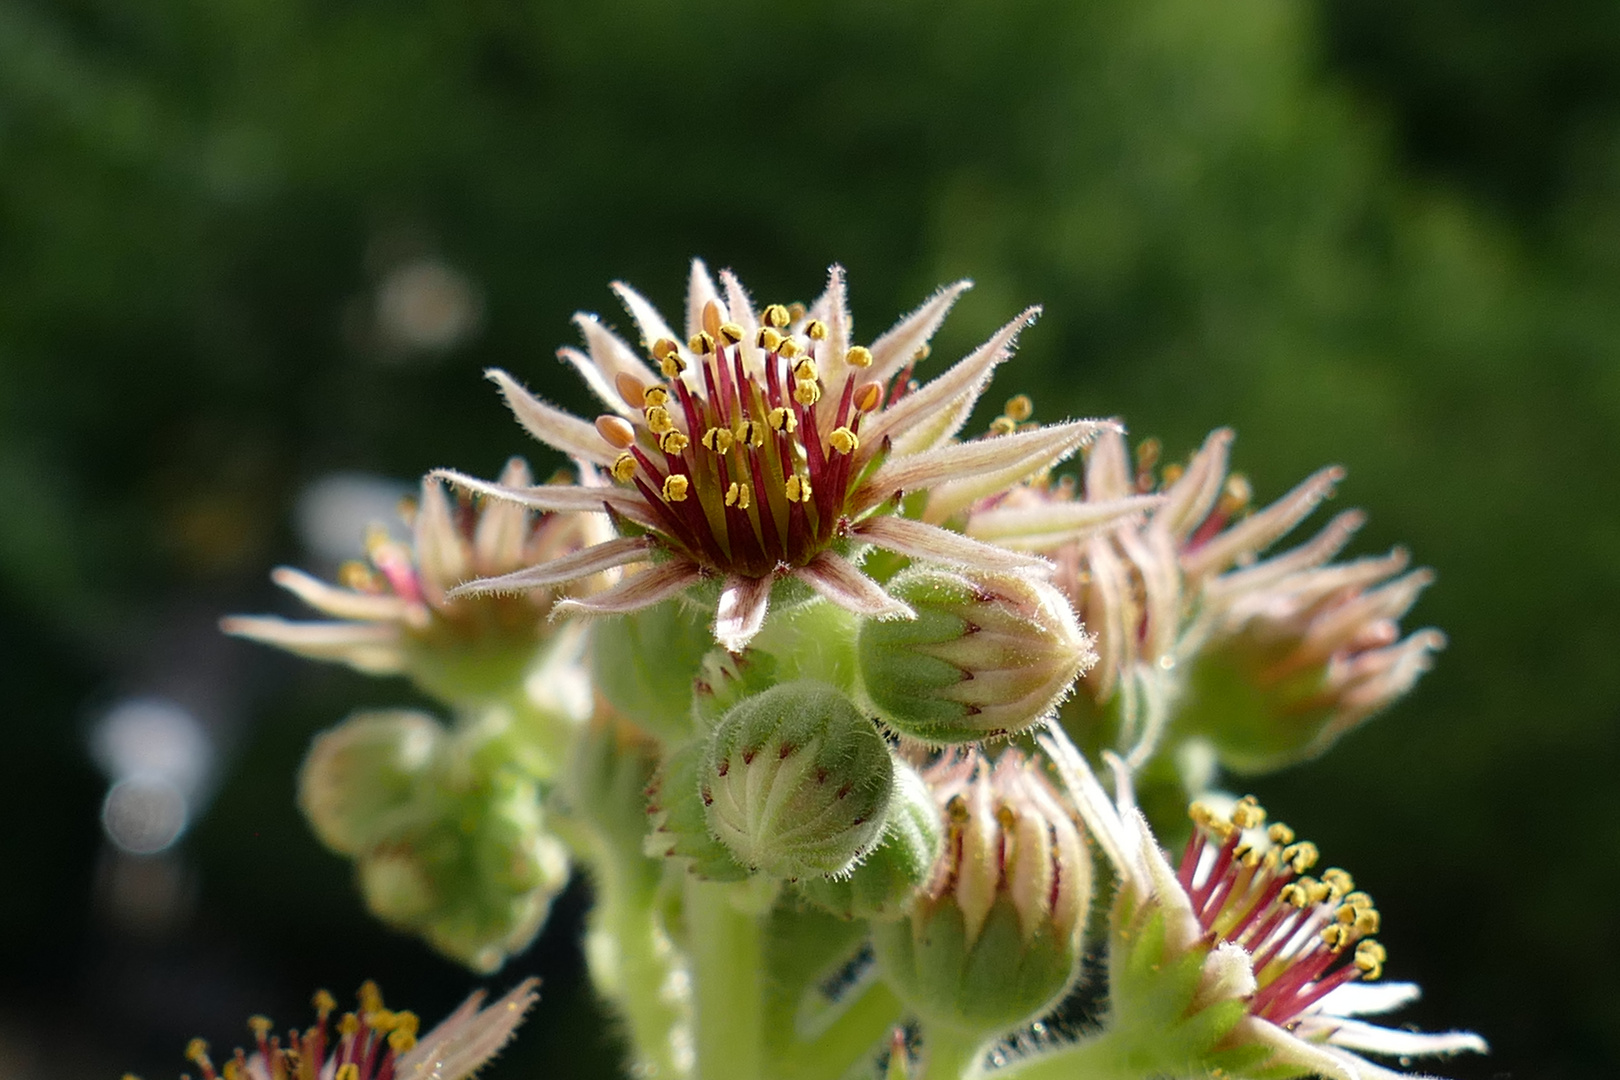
[1,1,1616,1077]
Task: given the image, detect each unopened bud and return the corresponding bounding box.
[797,758,941,921]
[703,681,894,879]
[858,569,1095,744]
[299,710,445,856]
[645,740,750,881]
[872,750,1091,1036]
[358,847,438,925]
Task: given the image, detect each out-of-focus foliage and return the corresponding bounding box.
[0,1,1615,1077]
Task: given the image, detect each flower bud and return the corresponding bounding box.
[872,749,1091,1036]
[644,740,750,881]
[298,710,446,856]
[858,569,1094,744]
[703,681,894,879]
[797,758,942,921]
[589,599,715,743]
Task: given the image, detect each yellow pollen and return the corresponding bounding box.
[767,407,797,433]
[1320,923,1353,951]
[394,1012,419,1038]
[794,358,819,381]
[223,1062,242,1080]
[912,343,931,362]
[846,345,873,368]
[614,372,647,408]
[1268,823,1296,845]
[1160,462,1185,487]
[1355,940,1386,979]
[186,1040,211,1066]
[388,1029,417,1054]
[652,337,681,362]
[829,427,859,455]
[338,560,374,591]
[612,453,637,482]
[719,321,745,344]
[757,327,784,351]
[660,430,690,455]
[725,482,751,510]
[338,1013,360,1037]
[312,990,337,1019]
[785,475,812,503]
[1354,908,1381,935]
[736,420,765,448]
[644,386,670,408]
[1004,394,1034,422]
[596,415,637,449]
[1220,474,1253,515]
[663,475,690,502]
[248,1016,273,1038]
[1234,842,1260,868]
[1230,796,1266,830]
[763,303,791,329]
[794,379,822,406]
[989,416,1017,436]
[336,1066,359,1080]
[1188,802,1215,827]
[689,331,716,355]
[645,406,675,436]
[702,427,735,454]
[1283,841,1319,873]
[1342,891,1375,911]
[777,337,802,360]
[1321,868,1354,898]
[661,353,687,378]
[853,382,883,413]
[806,319,829,340]
[370,1008,398,1032]
[1279,882,1311,908]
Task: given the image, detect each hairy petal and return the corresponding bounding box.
[795,551,914,620]
[431,469,659,529]
[918,421,1117,524]
[965,494,1164,550]
[1157,428,1234,539]
[398,979,541,1080]
[473,457,535,571]
[1182,465,1345,579]
[270,567,414,623]
[448,536,658,598]
[715,573,773,652]
[867,280,974,384]
[686,257,725,342]
[487,369,619,466]
[854,515,1051,572]
[552,559,702,618]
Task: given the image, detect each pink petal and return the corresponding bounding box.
[1156,428,1233,539]
[1181,465,1344,579]
[854,516,1050,572]
[794,552,914,620]
[472,457,536,570]
[867,280,975,384]
[686,257,725,341]
[964,494,1164,551]
[447,536,658,598]
[430,469,660,529]
[715,573,773,653]
[270,568,414,623]
[487,369,618,466]
[552,559,703,617]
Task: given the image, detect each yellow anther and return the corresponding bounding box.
[612,453,638,482]
[1230,796,1266,830]
[793,379,822,406]
[186,1040,211,1066]
[829,427,859,455]
[735,420,764,448]
[1343,891,1375,911]
[1268,823,1296,845]
[757,327,784,351]
[370,1008,398,1032]
[1004,394,1034,422]
[249,1016,274,1038]
[763,303,791,329]
[1188,802,1216,827]
[989,416,1017,436]
[1304,878,1333,904]
[596,414,637,449]
[688,331,716,355]
[312,990,337,1019]
[777,337,802,360]
[788,302,807,322]
[853,382,883,413]
[388,1029,418,1054]
[794,358,819,381]
[845,345,873,368]
[1279,882,1311,908]
[701,427,735,454]
[1219,474,1253,515]
[1321,868,1354,899]
[337,1012,360,1036]
[336,1066,359,1080]
[912,343,931,362]
[1355,940,1387,979]
[660,430,690,455]
[224,1061,243,1080]
[662,474,690,502]
[1320,923,1353,951]
[718,321,745,344]
[1160,463,1185,487]
[767,406,797,433]
[393,1011,419,1037]
[660,353,687,378]
[701,299,724,337]
[1354,907,1381,935]
[652,337,681,362]
[945,793,970,824]
[785,475,812,503]
[338,560,375,591]
[614,372,648,408]
[645,406,674,436]
[1235,842,1261,868]
[643,386,670,408]
[725,482,751,510]
[806,319,828,340]
[1283,841,1319,874]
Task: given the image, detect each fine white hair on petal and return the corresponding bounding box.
[795,551,915,621]
[430,469,660,529]
[964,493,1164,551]
[612,279,689,364]
[269,567,414,623]
[1082,425,1134,502]
[921,420,1118,524]
[854,515,1051,572]
[446,536,657,598]
[569,312,661,406]
[810,266,855,427]
[552,559,702,618]
[414,474,469,599]
[1156,428,1234,539]
[1036,722,1137,886]
[473,457,535,571]
[866,279,974,384]
[1203,508,1367,599]
[397,977,541,1080]
[686,258,724,342]
[486,369,620,467]
[715,573,773,653]
[1325,1019,1489,1059]
[1181,465,1345,579]
[1199,941,1259,1005]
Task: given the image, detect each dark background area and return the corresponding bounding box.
[1,1,1616,1077]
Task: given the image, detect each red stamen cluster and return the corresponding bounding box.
[1177,796,1385,1029]
[177,983,418,1080]
[599,300,890,578]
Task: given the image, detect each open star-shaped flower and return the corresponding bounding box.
[437,261,1116,651]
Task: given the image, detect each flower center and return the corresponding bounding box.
[595,299,886,578]
[178,983,419,1080]
[1178,796,1385,1028]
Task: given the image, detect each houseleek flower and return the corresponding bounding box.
[436,261,1115,652]
[153,979,537,1080]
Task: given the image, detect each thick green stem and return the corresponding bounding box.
[771,979,904,1080]
[688,877,768,1080]
[919,1023,987,1080]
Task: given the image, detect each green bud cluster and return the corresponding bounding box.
[797,758,942,921]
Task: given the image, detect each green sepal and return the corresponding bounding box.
[644,739,750,881]
[590,598,714,743]
[797,759,941,921]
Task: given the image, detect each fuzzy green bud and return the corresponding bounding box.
[858,569,1094,744]
[872,749,1091,1037]
[590,599,715,743]
[798,758,942,921]
[298,710,445,855]
[644,740,750,881]
[703,681,894,879]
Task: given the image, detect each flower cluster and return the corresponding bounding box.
[216,261,1482,1080]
